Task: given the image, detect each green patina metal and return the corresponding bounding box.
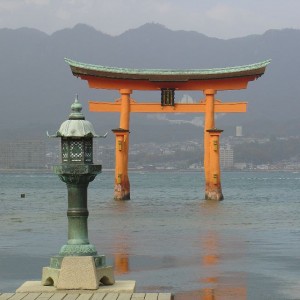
[47,95,106,269]
[64,58,271,81]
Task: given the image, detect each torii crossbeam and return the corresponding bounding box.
[65,58,270,201]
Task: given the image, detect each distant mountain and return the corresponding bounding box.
[0,23,300,143]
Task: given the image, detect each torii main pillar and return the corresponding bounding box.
[204,89,216,198]
[64,58,270,201]
[112,89,132,200]
[206,128,224,201]
[203,90,224,200]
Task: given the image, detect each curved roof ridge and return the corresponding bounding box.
[64,58,271,76]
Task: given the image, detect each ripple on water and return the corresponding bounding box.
[0,171,300,298]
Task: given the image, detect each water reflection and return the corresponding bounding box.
[108,198,248,299]
[112,201,130,275]
[1,171,299,298]
[174,201,247,299]
[197,201,247,300]
[201,230,220,288]
[113,238,130,275]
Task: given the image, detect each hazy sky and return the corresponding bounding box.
[1,0,300,38]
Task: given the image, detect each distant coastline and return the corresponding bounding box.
[0,168,298,174]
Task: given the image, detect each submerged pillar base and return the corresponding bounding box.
[114,180,130,200]
[114,194,130,201]
[42,256,114,289]
[205,189,224,201]
[114,185,130,201]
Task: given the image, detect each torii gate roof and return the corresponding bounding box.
[65,58,270,91]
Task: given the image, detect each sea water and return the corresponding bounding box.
[0,171,300,299]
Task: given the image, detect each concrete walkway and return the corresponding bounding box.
[0,293,171,300]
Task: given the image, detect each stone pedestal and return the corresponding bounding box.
[42,256,114,289]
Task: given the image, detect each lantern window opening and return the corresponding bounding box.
[61,137,93,164]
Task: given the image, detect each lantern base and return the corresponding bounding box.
[58,244,98,257]
[42,256,115,289]
[50,254,106,269]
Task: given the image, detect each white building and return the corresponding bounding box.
[220,144,234,169]
[236,126,243,137]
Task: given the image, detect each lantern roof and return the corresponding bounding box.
[48,95,100,138]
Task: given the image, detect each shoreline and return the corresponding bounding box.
[0,168,299,174]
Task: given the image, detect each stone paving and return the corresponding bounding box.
[0,293,171,300]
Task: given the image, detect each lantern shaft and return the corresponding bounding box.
[67,183,89,245]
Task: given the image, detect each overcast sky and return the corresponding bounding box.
[0,0,300,38]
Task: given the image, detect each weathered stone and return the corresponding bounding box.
[41,267,60,287]
[42,256,115,290]
[205,189,224,201]
[57,257,99,290]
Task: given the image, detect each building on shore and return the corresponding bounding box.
[0,139,46,169]
[236,126,243,137]
[220,144,234,169]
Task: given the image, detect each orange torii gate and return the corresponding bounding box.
[65,58,270,201]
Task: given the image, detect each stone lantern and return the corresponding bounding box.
[42,95,114,289]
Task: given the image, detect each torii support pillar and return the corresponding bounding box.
[204,89,216,199]
[206,128,224,201]
[112,128,130,200]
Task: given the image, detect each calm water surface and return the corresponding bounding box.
[0,171,300,299]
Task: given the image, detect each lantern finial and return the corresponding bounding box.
[69,94,85,120]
